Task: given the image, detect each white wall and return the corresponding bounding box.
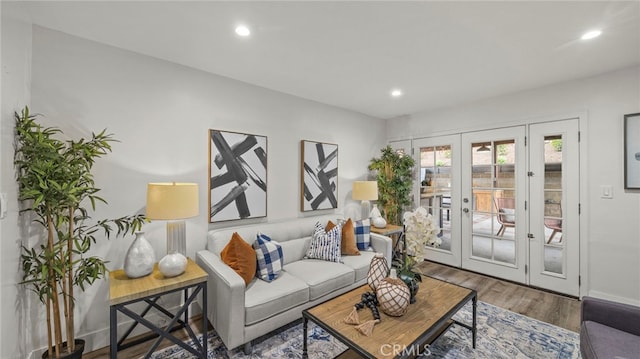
[1,4,33,358]
[388,65,640,305]
[1,24,386,357]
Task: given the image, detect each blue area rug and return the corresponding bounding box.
[151,301,580,358]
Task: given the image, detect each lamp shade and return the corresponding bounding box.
[352,181,378,201]
[146,182,199,220]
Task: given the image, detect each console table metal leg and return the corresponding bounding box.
[110,305,117,359]
[202,282,207,358]
[472,294,477,349]
[183,289,189,326]
[302,317,308,358]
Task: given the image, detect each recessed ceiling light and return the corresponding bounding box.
[391,89,403,98]
[235,25,251,37]
[581,30,602,40]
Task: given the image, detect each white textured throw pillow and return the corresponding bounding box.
[305,222,342,262]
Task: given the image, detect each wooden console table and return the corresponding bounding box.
[109,258,208,358]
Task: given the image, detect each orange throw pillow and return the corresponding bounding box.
[326,219,360,256]
[220,232,256,286]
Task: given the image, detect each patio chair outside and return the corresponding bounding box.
[495,197,516,237]
[544,202,563,243]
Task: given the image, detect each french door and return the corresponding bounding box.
[411,119,580,296]
[413,135,461,267]
[529,119,580,296]
[461,127,527,283]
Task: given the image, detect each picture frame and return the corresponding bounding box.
[209,129,267,222]
[624,113,640,189]
[300,140,338,211]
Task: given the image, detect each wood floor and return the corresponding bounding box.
[415,261,581,332]
[86,261,581,358]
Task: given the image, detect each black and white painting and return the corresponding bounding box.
[625,113,640,189]
[209,130,267,222]
[301,140,338,211]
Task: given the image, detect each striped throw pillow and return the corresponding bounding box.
[305,222,342,262]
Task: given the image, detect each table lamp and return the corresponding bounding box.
[352,181,378,220]
[146,182,199,276]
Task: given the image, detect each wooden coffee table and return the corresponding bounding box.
[302,276,477,358]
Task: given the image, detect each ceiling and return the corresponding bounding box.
[11,1,640,119]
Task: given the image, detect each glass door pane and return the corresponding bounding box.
[419,145,452,251]
[470,140,516,265]
[544,136,564,274]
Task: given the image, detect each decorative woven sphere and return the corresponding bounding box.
[367,253,389,291]
[376,277,410,317]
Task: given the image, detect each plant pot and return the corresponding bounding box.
[42,339,85,359]
[398,271,420,304]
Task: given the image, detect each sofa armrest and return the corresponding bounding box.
[582,296,640,336]
[196,250,246,349]
[370,233,392,266]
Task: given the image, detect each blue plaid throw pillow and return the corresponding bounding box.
[253,232,283,282]
[353,218,371,250]
[305,222,342,263]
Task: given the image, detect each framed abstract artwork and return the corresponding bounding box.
[301,140,338,211]
[209,129,267,222]
[624,113,640,189]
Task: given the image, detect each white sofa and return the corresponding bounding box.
[195,215,393,352]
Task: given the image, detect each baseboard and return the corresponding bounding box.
[28,301,203,359]
[586,290,640,306]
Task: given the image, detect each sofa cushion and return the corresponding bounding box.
[354,218,371,250]
[581,321,640,359]
[306,222,342,262]
[253,233,283,282]
[220,232,256,286]
[341,251,377,282]
[244,271,309,325]
[327,219,360,256]
[279,237,311,265]
[284,259,355,300]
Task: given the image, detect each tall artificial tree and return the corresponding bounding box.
[14,107,147,358]
[368,145,415,225]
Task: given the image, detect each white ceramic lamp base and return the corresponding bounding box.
[360,200,371,220]
[167,220,186,255]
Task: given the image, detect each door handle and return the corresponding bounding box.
[463,208,469,213]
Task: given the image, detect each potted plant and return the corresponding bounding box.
[399,207,440,303]
[368,146,415,225]
[14,107,147,358]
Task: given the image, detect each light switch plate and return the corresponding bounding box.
[0,193,7,219]
[601,185,613,199]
